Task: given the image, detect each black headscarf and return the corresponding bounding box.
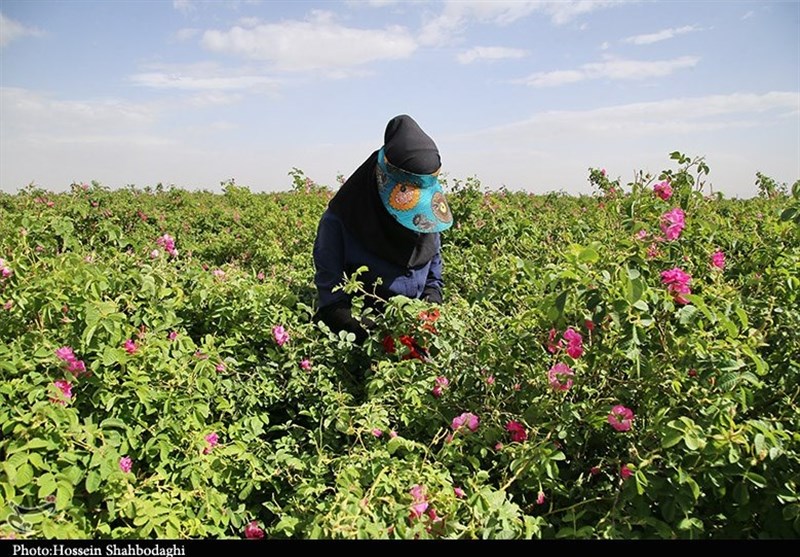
[328,115,441,268]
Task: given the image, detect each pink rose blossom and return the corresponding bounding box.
[547,328,562,353]
[547,363,574,391]
[389,430,398,438]
[168,331,178,341]
[55,347,88,376]
[272,325,289,347]
[409,485,429,520]
[590,466,601,476]
[203,432,219,454]
[3,301,12,310]
[149,249,160,259]
[635,229,648,240]
[155,234,178,257]
[620,464,633,480]
[432,376,449,398]
[371,428,383,438]
[563,328,583,359]
[119,456,132,473]
[660,208,686,241]
[257,271,265,281]
[52,380,73,405]
[711,250,726,269]
[67,359,86,375]
[660,267,692,304]
[244,521,264,539]
[55,346,76,362]
[451,412,479,433]
[653,180,673,200]
[485,375,495,386]
[536,491,546,505]
[505,420,528,443]
[607,405,634,432]
[300,358,312,371]
[409,501,428,519]
[123,339,138,355]
[454,487,466,498]
[0,258,12,279]
[212,268,225,279]
[215,362,226,372]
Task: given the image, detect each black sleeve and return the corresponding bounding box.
[315,300,368,344]
[422,286,443,304]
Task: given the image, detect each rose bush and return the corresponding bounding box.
[0,157,798,539]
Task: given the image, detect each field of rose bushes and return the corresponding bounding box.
[1,153,799,539]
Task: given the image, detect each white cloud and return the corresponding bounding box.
[515,92,798,134]
[419,1,626,46]
[515,55,700,87]
[441,92,799,196]
[542,0,628,25]
[457,46,528,64]
[0,12,44,46]
[623,25,701,45]
[361,0,401,6]
[1,87,156,135]
[201,11,417,71]
[741,10,755,20]
[184,92,245,107]
[175,28,201,41]
[128,62,284,95]
[584,56,699,79]
[130,71,280,92]
[173,0,194,14]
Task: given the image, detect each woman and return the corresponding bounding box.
[313,114,453,344]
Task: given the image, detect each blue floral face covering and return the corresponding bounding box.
[375,148,453,234]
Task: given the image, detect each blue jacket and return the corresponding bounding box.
[313,209,443,309]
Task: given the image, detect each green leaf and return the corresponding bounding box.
[578,247,599,264]
[719,317,738,338]
[28,453,47,470]
[735,306,749,330]
[677,517,703,531]
[662,428,683,448]
[85,471,101,494]
[101,418,127,430]
[625,277,645,304]
[37,474,57,499]
[83,324,99,348]
[684,432,705,451]
[554,291,567,316]
[102,346,122,367]
[8,452,28,469]
[56,482,74,511]
[743,472,767,488]
[734,482,750,505]
[274,516,299,536]
[15,463,34,487]
[21,439,51,452]
[677,305,698,325]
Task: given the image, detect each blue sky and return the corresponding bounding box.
[1,0,798,197]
